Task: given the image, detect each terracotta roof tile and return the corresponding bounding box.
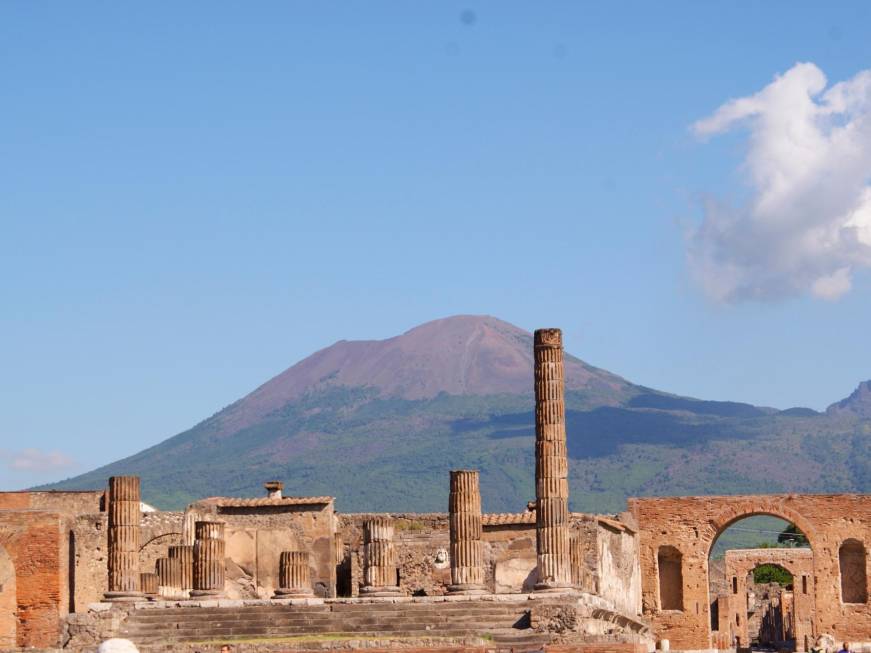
[195,496,333,508]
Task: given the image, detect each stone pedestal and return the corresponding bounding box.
[191,521,225,598]
[533,328,573,591]
[273,551,314,597]
[140,572,159,598]
[169,544,194,591]
[156,557,183,598]
[104,476,143,601]
[360,516,401,596]
[448,470,487,594]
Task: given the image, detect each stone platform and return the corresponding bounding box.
[65,593,653,653]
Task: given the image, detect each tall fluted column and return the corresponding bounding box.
[273,551,314,597]
[169,544,194,592]
[448,470,487,594]
[360,516,401,596]
[533,328,573,591]
[156,557,183,598]
[192,521,225,598]
[104,476,142,601]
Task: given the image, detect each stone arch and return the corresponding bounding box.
[0,544,16,649]
[703,502,818,652]
[704,500,819,554]
[838,538,868,604]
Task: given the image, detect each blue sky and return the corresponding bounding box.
[2,2,871,489]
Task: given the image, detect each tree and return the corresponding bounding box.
[777,523,809,547]
[753,564,793,586]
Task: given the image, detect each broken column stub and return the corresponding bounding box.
[273,551,314,598]
[533,328,573,591]
[168,544,194,591]
[156,556,183,598]
[191,521,225,598]
[140,572,159,598]
[448,469,487,594]
[104,475,143,601]
[360,516,402,596]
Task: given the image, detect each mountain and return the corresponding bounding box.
[827,380,871,419]
[45,316,871,512]
[208,315,632,440]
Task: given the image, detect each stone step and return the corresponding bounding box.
[123,619,527,639]
[125,628,497,644]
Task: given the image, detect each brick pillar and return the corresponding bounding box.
[104,475,143,601]
[533,328,573,591]
[360,516,401,596]
[169,544,194,592]
[192,521,225,598]
[156,557,182,598]
[273,551,314,598]
[140,572,159,598]
[448,470,487,594]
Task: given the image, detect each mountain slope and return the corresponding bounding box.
[45,316,871,512]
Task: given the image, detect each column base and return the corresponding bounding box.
[189,589,224,598]
[103,591,144,602]
[533,582,575,593]
[447,584,488,595]
[273,588,314,598]
[359,585,402,597]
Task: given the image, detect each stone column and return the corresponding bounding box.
[360,516,401,596]
[156,557,182,598]
[192,521,225,598]
[533,328,573,591]
[104,475,142,601]
[273,551,313,597]
[140,572,159,598]
[448,470,486,594]
[169,544,194,592]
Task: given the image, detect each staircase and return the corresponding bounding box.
[119,599,553,650]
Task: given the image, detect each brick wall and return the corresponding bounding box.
[629,494,871,650]
[0,510,63,648]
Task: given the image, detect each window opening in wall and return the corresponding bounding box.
[657,545,683,611]
[732,576,737,593]
[802,575,807,594]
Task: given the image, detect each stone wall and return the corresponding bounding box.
[594,517,642,616]
[0,491,103,515]
[630,494,871,650]
[189,500,336,598]
[337,512,640,607]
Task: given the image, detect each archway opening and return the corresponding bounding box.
[708,515,810,652]
[745,563,795,649]
[0,544,16,649]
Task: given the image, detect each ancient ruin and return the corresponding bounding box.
[448,470,486,594]
[533,328,573,591]
[0,327,868,653]
[104,476,142,602]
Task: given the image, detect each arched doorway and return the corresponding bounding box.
[706,510,815,652]
[0,544,16,648]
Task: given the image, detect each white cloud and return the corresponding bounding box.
[2,448,75,472]
[688,62,871,302]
